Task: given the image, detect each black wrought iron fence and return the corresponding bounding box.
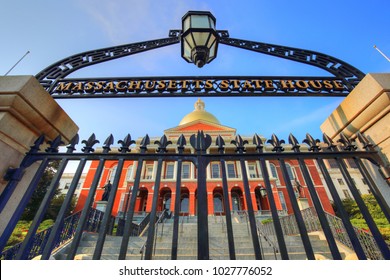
[259,207,389,260]
[0,131,389,260]
[0,208,106,260]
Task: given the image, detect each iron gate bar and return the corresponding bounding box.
[232,135,262,260]
[256,156,289,260]
[92,134,134,259]
[331,157,390,258]
[330,133,390,258]
[315,157,367,259]
[17,137,75,259]
[118,160,144,259]
[144,158,164,260]
[354,133,390,223]
[41,152,90,259]
[196,154,209,259]
[290,134,342,260]
[279,158,315,259]
[0,159,50,253]
[0,135,46,214]
[171,134,186,260]
[269,133,315,259]
[171,158,182,260]
[66,134,114,260]
[119,135,149,260]
[239,158,262,259]
[118,155,148,258]
[354,158,390,223]
[217,135,236,260]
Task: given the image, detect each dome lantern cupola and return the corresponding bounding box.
[179,98,220,125]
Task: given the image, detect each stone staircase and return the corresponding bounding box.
[54,215,343,260]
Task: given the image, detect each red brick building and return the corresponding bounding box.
[75,99,334,217]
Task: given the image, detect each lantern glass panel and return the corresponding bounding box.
[207,34,216,48]
[185,34,195,49]
[191,15,210,28]
[183,40,192,61]
[209,43,216,60]
[183,17,190,32]
[192,32,210,46]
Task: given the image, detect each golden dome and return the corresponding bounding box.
[179,98,220,125]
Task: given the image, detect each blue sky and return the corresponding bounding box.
[1,0,390,147]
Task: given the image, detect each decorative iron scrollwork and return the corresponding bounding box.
[219,37,365,90]
[81,134,99,153]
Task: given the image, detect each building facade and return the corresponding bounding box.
[75,99,334,217]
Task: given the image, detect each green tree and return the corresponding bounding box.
[21,161,60,221]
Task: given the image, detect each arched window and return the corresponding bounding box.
[285,163,295,180]
[269,163,278,178]
[231,192,241,211]
[108,165,117,183]
[125,165,133,181]
[180,194,189,213]
[163,193,171,210]
[213,193,224,213]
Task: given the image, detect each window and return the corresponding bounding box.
[117,192,126,216]
[343,189,352,199]
[346,158,358,169]
[182,163,190,179]
[285,163,295,180]
[270,164,278,178]
[145,165,153,180]
[108,165,117,183]
[269,163,280,185]
[165,163,174,179]
[126,165,133,181]
[248,163,258,178]
[328,159,338,169]
[227,163,236,178]
[337,178,345,185]
[278,191,287,211]
[211,163,220,178]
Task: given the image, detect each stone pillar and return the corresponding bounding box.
[321,73,390,205]
[0,76,78,234]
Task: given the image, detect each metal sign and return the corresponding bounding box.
[36,30,365,98]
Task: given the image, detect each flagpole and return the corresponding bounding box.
[4,51,30,76]
[374,45,390,62]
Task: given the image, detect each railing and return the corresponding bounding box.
[214,211,226,233]
[140,209,168,260]
[262,207,388,260]
[233,210,250,235]
[180,212,190,233]
[116,212,150,237]
[255,210,288,217]
[257,222,279,260]
[0,208,105,260]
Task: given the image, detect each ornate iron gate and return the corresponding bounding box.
[1,131,389,260]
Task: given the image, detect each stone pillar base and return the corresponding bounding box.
[0,76,78,235]
[96,201,108,213]
[297,197,309,210]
